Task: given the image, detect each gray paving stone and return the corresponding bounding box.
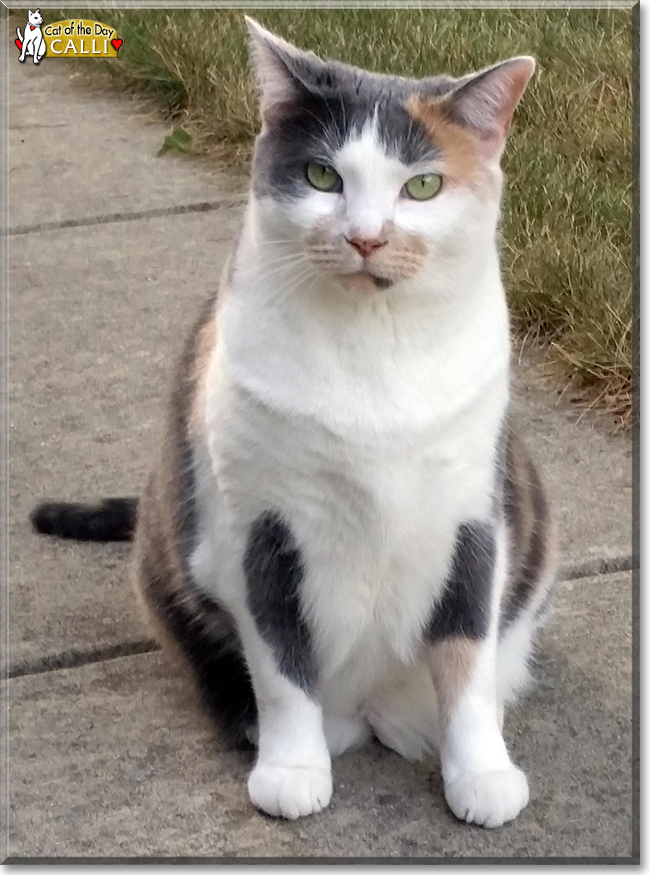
[8,571,634,860]
[8,63,245,231]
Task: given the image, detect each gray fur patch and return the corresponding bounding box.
[253,60,455,200]
[425,521,496,641]
[244,511,316,693]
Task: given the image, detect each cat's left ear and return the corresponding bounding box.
[441,57,535,160]
[245,17,325,124]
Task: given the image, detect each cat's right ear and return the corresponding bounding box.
[245,17,321,124]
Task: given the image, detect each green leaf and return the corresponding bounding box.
[158,127,192,156]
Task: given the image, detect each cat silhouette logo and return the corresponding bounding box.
[16,13,123,63]
[16,9,47,64]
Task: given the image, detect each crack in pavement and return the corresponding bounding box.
[6,555,634,681]
[5,197,247,237]
[559,554,635,581]
[6,638,160,679]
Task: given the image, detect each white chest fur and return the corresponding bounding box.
[198,257,510,691]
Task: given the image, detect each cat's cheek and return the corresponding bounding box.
[253,192,342,244]
[394,201,446,241]
[284,192,343,233]
[396,191,481,250]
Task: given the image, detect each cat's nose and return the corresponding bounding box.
[345,235,388,259]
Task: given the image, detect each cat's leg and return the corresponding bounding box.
[233,512,332,819]
[429,638,529,828]
[241,624,332,819]
[426,522,529,828]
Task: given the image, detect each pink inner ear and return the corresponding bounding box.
[446,57,535,158]
[492,59,536,133]
[245,17,312,124]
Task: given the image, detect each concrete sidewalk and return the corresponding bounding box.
[6,62,636,861]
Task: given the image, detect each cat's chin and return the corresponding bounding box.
[336,271,393,294]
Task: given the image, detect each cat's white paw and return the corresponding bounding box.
[248,763,333,819]
[444,766,529,828]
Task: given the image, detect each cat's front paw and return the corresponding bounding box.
[248,762,332,819]
[444,766,529,828]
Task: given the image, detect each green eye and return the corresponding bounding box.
[403,173,442,201]
[306,163,342,192]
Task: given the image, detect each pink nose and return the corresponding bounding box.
[346,235,387,259]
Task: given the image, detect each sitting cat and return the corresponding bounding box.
[31,18,555,828]
[17,9,47,65]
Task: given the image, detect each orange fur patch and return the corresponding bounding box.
[372,221,428,281]
[188,313,217,438]
[406,95,485,191]
[427,637,479,718]
[305,217,428,284]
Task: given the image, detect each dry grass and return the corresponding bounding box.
[46,7,634,426]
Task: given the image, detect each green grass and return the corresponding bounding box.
[47,7,633,426]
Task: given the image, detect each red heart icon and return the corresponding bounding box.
[111,38,123,51]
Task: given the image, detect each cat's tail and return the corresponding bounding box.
[30,497,138,542]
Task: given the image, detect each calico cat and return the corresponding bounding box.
[31,18,555,828]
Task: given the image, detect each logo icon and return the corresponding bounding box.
[16,9,46,65]
[15,13,123,63]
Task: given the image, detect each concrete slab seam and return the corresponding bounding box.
[5,197,247,236]
[6,638,159,680]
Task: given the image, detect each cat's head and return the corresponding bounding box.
[27,9,43,26]
[247,18,534,295]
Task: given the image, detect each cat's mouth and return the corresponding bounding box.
[337,271,394,293]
